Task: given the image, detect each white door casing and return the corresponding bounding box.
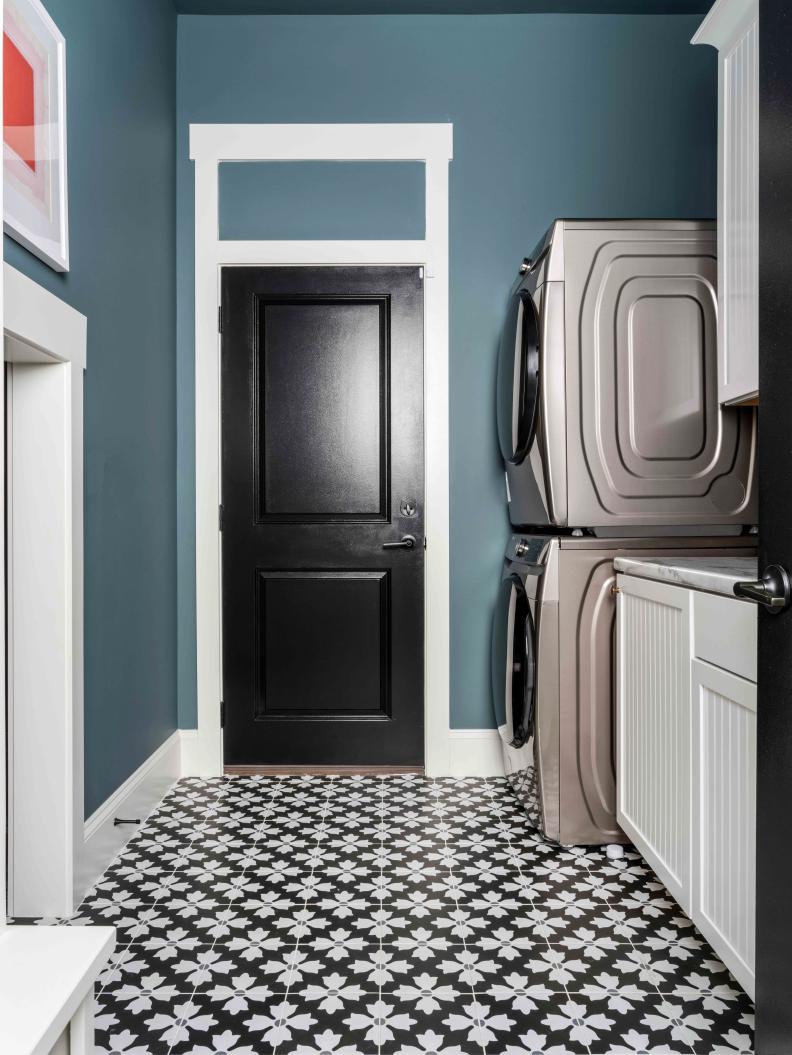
[190,124,453,775]
[3,263,86,917]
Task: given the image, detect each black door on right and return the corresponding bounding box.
[755,3,792,1049]
[220,266,425,769]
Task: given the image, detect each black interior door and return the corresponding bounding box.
[221,266,424,767]
[755,4,792,1049]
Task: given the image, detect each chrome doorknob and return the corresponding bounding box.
[734,564,792,613]
[383,535,416,550]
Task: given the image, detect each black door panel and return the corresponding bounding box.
[221,267,424,767]
[254,571,390,718]
[256,297,389,520]
[755,4,792,1048]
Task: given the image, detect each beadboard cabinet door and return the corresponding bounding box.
[693,0,759,405]
[616,575,692,913]
[617,572,757,999]
[691,657,756,998]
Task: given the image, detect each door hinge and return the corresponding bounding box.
[218,305,223,333]
[218,504,224,531]
[220,700,226,727]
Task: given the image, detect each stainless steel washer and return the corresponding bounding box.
[491,532,756,845]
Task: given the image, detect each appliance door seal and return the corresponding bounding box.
[497,289,541,465]
[492,573,536,751]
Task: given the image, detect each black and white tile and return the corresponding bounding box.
[14,775,755,1054]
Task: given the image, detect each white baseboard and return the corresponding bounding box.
[78,731,182,903]
[447,729,504,777]
[75,726,503,908]
[179,728,200,776]
[178,727,504,779]
[73,725,505,908]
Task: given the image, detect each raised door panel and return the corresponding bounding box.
[691,658,756,998]
[617,575,692,910]
[257,297,389,521]
[255,571,390,718]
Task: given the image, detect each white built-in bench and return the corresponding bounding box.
[0,926,114,1055]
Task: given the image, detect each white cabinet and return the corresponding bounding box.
[694,588,757,681]
[617,573,756,997]
[693,0,759,405]
[691,658,756,995]
[616,576,692,912]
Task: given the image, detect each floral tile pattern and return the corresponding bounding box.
[16,776,755,1053]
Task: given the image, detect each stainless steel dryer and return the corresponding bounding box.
[496,220,757,533]
[491,532,757,845]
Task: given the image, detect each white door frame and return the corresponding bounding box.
[190,122,453,776]
[3,263,87,917]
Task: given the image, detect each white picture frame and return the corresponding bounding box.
[3,0,68,272]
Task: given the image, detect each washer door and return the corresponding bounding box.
[496,289,541,466]
[491,573,536,749]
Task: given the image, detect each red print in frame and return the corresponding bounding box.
[4,31,37,172]
[3,0,68,272]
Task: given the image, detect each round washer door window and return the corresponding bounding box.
[491,573,536,749]
[496,289,541,466]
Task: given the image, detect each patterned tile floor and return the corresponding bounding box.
[22,776,755,1054]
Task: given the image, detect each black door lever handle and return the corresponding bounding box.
[383,535,416,550]
[734,564,792,613]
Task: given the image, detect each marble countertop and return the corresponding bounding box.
[613,555,758,599]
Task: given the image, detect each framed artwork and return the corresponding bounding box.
[3,0,68,272]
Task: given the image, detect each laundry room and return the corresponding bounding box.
[2,1,787,1054]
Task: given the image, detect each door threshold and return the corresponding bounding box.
[223,764,425,776]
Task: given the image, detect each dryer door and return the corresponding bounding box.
[491,573,536,748]
[497,289,541,466]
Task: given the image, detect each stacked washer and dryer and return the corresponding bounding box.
[491,220,757,846]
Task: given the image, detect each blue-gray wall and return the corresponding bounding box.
[4,0,178,815]
[176,13,717,731]
[219,161,426,239]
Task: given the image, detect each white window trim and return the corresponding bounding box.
[189,122,453,775]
